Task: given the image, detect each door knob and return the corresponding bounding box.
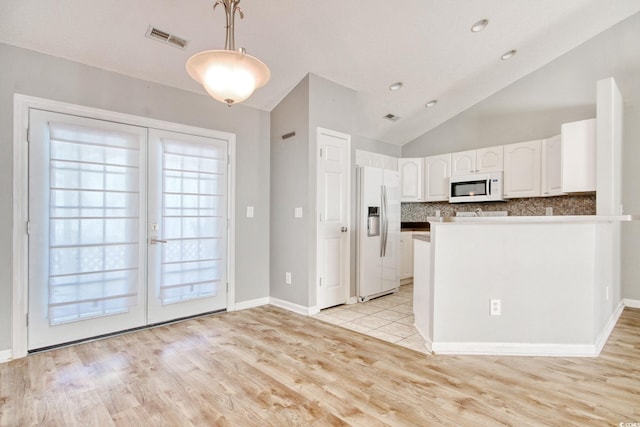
[341,226,348,232]
[150,237,168,244]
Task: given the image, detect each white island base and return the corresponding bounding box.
[413,215,636,357]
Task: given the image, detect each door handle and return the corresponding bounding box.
[150,238,168,244]
[341,226,348,232]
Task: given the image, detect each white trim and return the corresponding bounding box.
[12,94,237,359]
[269,298,316,316]
[423,337,433,354]
[624,298,640,309]
[226,134,237,312]
[594,300,625,355]
[347,296,358,305]
[12,95,30,359]
[0,349,13,364]
[431,341,599,357]
[233,297,269,311]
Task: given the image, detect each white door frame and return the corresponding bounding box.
[316,127,351,311]
[12,94,236,359]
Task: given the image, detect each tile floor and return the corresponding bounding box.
[313,283,429,354]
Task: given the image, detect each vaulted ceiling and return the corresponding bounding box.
[1,0,639,145]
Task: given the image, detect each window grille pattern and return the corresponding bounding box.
[47,122,140,325]
[160,139,226,305]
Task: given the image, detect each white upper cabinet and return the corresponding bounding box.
[450,150,476,176]
[424,153,451,201]
[503,140,542,198]
[541,134,564,197]
[561,118,596,193]
[476,146,504,173]
[399,158,424,202]
[451,146,503,176]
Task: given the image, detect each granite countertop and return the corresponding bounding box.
[413,233,430,242]
[401,221,430,232]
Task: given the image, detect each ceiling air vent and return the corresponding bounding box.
[384,113,400,122]
[146,26,189,49]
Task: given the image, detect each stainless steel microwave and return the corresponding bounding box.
[449,172,504,203]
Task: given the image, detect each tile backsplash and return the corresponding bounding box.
[401,194,596,221]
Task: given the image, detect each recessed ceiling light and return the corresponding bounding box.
[501,49,517,60]
[425,100,438,108]
[389,82,403,91]
[470,19,489,32]
[383,113,400,122]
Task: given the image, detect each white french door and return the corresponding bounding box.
[147,129,227,324]
[27,110,228,350]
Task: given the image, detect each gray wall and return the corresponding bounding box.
[307,74,358,307]
[0,43,271,351]
[269,73,400,308]
[402,12,640,301]
[269,76,310,306]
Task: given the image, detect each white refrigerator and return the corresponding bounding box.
[356,166,401,301]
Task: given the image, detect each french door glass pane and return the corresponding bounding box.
[159,139,226,305]
[47,122,140,325]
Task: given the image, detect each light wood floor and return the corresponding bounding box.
[1,306,639,426]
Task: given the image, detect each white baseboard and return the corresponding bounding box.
[624,298,640,309]
[594,300,625,356]
[347,296,358,305]
[269,297,316,316]
[0,349,13,363]
[431,342,598,357]
[233,297,269,311]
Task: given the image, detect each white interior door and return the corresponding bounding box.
[147,129,228,324]
[28,110,229,350]
[317,128,350,310]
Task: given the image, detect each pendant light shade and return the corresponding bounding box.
[186,49,270,105]
[186,0,270,106]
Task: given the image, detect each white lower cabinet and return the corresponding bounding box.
[400,232,414,280]
[503,140,542,198]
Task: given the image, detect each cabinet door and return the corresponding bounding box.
[399,232,414,280]
[503,140,542,198]
[561,118,596,193]
[424,154,451,201]
[476,146,504,173]
[450,150,476,176]
[399,158,424,202]
[541,135,564,196]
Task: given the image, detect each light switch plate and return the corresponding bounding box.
[246,206,254,218]
[295,207,303,218]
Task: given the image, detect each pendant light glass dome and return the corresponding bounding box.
[186,0,270,106]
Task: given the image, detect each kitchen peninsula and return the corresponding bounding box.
[413,214,636,356]
[411,77,630,357]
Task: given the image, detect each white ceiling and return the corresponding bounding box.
[1,0,639,146]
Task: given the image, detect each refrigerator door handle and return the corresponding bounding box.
[379,185,385,257]
[382,185,388,257]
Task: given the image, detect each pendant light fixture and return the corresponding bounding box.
[186,0,270,106]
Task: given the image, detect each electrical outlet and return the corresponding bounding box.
[294,207,303,218]
[285,272,292,285]
[490,299,501,316]
[545,207,553,216]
